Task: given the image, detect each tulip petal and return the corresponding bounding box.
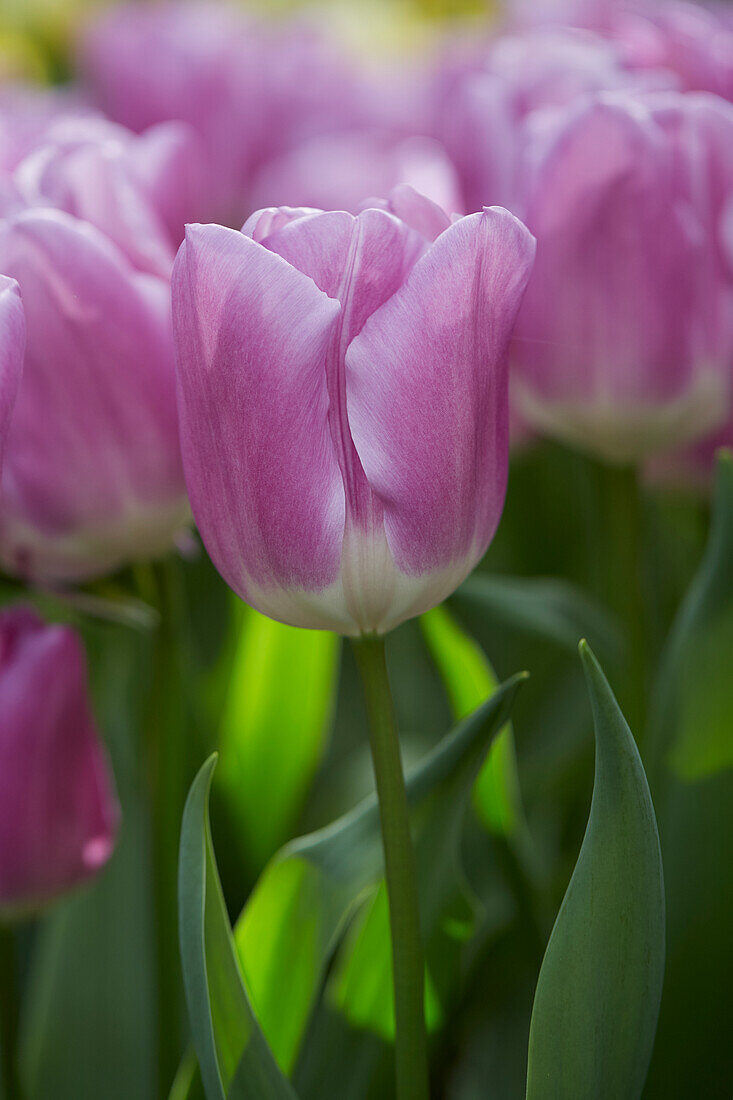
[173,223,347,624]
[0,275,24,473]
[346,207,535,575]
[0,210,185,579]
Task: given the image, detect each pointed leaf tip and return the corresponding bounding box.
[526,647,665,1100]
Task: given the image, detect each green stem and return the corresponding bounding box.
[350,636,429,1100]
[145,559,189,1096]
[0,925,22,1100]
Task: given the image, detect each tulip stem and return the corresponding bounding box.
[351,635,430,1100]
[145,558,189,1096]
[0,925,22,1100]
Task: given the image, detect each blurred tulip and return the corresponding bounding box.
[0,83,95,173]
[0,209,188,582]
[9,116,206,276]
[430,25,664,212]
[511,92,733,463]
[0,275,24,473]
[80,3,369,223]
[172,196,534,634]
[249,131,462,218]
[0,607,118,918]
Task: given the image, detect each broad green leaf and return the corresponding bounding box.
[217,605,339,868]
[526,642,664,1100]
[235,674,525,1077]
[643,450,733,1098]
[420,604,523,835]
[178,755,297,1100]
[453,574,621,659]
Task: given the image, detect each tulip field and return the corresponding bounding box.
[0,0,731,1097]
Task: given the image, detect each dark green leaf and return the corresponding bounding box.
[525,642,664,1100]
[178,755,297,1100]
[453,574,621,660]
[643,450,733,1098]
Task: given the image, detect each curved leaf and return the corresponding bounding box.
[644,450,733,1097]
[526,642,664,1100]
[178,755,298,1100]
[420,604,523,835]
[235,673,526,1076]
[453,574,621,660]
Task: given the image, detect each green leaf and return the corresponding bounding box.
[178,755,298,1100]
[235,674,525,1076]
[217,605,339,868]
[420,604,523,835]
[453,574,621,659]
[643,450,733,1098]
[525,642,665,1100]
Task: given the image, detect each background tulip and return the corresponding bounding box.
[80,3,370,224]
[248,131,462,219]
[7,115,206,276]
[0,607,118,917]
[173,197,535,635]
[0,274,24,474]
[0,208,189,582]
[510,92,732,463]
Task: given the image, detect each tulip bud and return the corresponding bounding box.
[172,199,535,635]
[0,607,118,918]
[0,209,189,582]
[511,93,733,463]
[0,275,24,473]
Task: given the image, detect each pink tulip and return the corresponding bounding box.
[0,209,189,581]
[430,26,664,213]
[248,131,462,219]
[172,196,535,634]
[0,275,24,475]
[510,92,733,463]
[0,607,118,918]
[80,3,367,223]
[8,117,205,277]
[0,84,96,174]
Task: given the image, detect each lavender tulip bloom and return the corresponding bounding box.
[511,92,732,463]
[0,209,189,582]
[7,117,205,277]
[249,131,462,219]
[80,3,367,222]
[173,195,535,634]
[430,26,665,213]
[0,275,24,474]
[0,607,118,918]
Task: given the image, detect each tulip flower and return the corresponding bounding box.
[0,208,189,582]
[430,26,665,212]
[510,92,732,463]
[80,3,368,222]
[0,83,95,173]
[9,116,206,276]
[0,607,118,917]
[248,131,462,220]
[172,196,535,635]
[0,275,24,474]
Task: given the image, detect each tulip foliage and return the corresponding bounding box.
[0,1,732,1100]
